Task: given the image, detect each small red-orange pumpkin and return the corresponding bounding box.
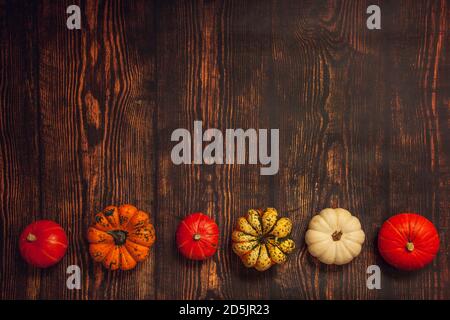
[378,213,439,271]
[176,213,219,260]
[19,220,68,268]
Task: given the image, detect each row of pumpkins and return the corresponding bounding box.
[19,205,440,272]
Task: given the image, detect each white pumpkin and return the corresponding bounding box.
[305,208,365,265]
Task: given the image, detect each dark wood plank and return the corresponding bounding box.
[270,0,387,300]
[435,0,450,300]
[214,0,278,300]
[380,0,449,299]
[155,0,276,299]
[0,0,41,300]
[155,0,227,299]
[36,0,156,299]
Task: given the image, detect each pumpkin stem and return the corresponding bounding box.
[193,234,201,241]
[332,231,342,241]
[107,230,128,246]
[26,233,37,242]
[406,242,415,252]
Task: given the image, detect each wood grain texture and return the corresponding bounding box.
[0,0,41,300]
[0,0,448,299]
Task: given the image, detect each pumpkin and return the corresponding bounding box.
[305,208,365,265]
[19,220,68,268]
[378,213,439,271]
[176,213,219,260]
[87,205,156,270]
[231,208,295,271]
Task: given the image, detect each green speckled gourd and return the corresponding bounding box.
[232,208,296,271]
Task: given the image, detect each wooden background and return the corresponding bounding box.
[0,0,448,300]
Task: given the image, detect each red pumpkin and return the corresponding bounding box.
[378,213,439,271]
[176,213,219,260]
[19,220,68,268]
